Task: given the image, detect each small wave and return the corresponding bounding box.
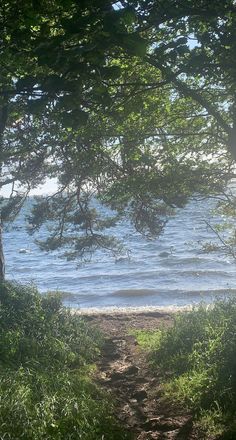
[185,288,236,297]
[164,256,213,265]
[110,288,236,299]
[19,248,31,254]
[175,269,234,278]
[111,288,158,297]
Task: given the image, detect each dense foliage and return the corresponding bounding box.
[0,282,131,439]
[1,1,236,268]
[137,301,236,438]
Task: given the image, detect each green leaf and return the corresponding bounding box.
[61,109,88,129]
[121,7,137,26]
[100,66,121,80]
[120,34,148,57]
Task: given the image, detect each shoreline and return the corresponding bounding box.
[73,304,193,316]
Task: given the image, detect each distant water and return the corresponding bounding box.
[4,198,236,309]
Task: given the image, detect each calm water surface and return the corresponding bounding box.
[4,199,236,308]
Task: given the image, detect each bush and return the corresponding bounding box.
[0,282,102,369]
[140,300,236,438]
[0,282,131,439]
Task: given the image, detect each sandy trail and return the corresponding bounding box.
[84,311,201,440]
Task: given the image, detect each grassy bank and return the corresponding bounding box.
[135,300,236,439]
[0,281,131,440]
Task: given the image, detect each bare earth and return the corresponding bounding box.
[83,311,205,440]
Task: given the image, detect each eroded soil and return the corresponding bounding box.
[84,312,204,440]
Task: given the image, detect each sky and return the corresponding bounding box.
[1,178,58,197]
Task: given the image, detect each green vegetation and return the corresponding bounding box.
[1,1,236,437]
[0,281,131,440]
[131,329,162,351]
[136,301,236,438]
[1,1,236,273]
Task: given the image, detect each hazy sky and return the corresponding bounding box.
[1,178,58,198]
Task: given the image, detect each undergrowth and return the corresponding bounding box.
[0,281,131,440]
[135,300,236,439]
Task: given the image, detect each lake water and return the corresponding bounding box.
[4,198,236,309]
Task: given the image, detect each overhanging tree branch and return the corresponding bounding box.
[145,55,231,137]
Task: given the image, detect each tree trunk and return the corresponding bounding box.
[0,219,5,280]
[228,96,236,161]
[0,100,8,280]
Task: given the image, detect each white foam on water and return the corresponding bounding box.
[73,304,194,316]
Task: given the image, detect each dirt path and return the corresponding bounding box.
[84,311,201,440]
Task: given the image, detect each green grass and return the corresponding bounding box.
[0,281,131,440]
[130,328,162,351]
[135,300,236,439]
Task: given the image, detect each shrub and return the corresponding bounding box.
[0,282,102,369]
[0,282,131,440]
[139,300,236,438]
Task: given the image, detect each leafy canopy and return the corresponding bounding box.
[1,0,236,259]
